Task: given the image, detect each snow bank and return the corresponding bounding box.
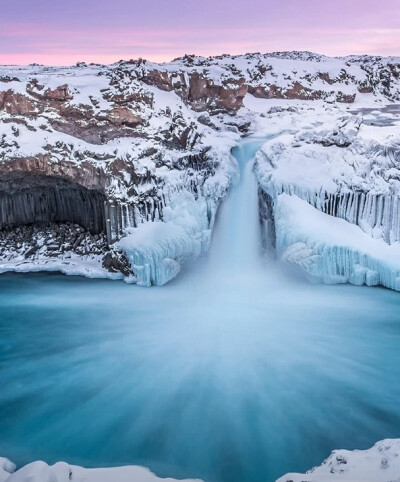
[0,458,15,482]
[274,193,400,290]
[277,439,400,482]
[0,253,123,281]
[0,459,201,482]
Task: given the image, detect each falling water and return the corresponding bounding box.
[209,139,266,272]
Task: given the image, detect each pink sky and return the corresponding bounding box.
[1,0,399,65]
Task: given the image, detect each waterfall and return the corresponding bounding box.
[208,139,267,273]
[118,137,273,286]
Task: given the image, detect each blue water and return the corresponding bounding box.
[1,140,400,482]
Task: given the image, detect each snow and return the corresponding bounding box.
[274,193,400,290]
[0,252,123,281]
[0,459,201,482]
[117,190,213,286]
[277,439,400,482]
[0,52,399,286]
[255,110,400,243]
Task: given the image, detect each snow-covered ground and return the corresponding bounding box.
[278,439,400,482]
[0,251,122,280]
[0,458,202,482]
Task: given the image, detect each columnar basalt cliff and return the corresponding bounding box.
[0,51,399,285]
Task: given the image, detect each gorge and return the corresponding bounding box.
[1,51,400,482]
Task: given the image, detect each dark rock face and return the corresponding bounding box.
[140,68,247,113]
[0,222,109,259]
[102,250,133,276]
[248,81,323,101]
[0,90,39,115]
[258,188,276,251]
[0,173,106,234]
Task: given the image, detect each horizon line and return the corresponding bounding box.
[1,49,400,68]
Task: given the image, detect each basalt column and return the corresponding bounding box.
[0,173,107,234]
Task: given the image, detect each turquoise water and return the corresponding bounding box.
[1,140,400,482]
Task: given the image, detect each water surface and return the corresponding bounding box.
[1,139,400,482]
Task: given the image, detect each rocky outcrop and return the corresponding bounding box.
[139,67,247,113]
[0,90,39,115]
[102,250,133,276]
[0,222,109,268]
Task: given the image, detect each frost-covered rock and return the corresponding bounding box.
[274,193,400,290]
[277,439,400,482]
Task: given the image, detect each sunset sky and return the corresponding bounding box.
[1,0,399,65]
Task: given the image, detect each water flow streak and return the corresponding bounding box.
[208,139,268,275]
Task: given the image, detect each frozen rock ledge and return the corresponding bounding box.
[0,458,202,482]
[277,439,400,482]
[274,193,400,291]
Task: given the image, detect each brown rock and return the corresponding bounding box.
[105,107,143,127]
[0,90,39,115]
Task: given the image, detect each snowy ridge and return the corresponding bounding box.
[278,439,400,482]
[2,439,400,481]
[147,51,400,102]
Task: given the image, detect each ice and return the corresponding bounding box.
[117,190,214,286]
[274,193,400,291]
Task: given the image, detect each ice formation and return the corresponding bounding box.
[117,190,215,286]
[253,108,400,291]
[256,115,400,242]
[274,193,400,290]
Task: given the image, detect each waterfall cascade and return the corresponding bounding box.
[209,138,269,274]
